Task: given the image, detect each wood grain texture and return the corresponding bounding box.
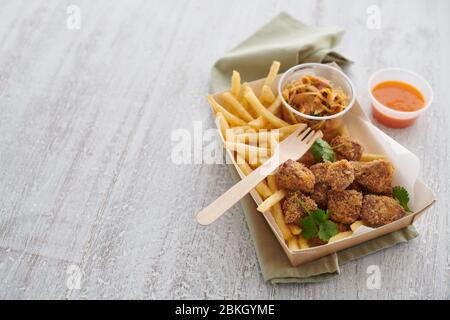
[0,0,448,299]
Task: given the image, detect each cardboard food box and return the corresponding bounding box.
[211,69,436,266]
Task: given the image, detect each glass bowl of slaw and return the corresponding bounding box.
[277,63,356,137]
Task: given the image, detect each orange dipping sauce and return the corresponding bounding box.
[371,81,425,128]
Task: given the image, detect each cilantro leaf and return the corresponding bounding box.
[310,208,329,224]
[392,186,412,212]
[311,138,335,162]
[300,216,318,240]
[300,208,338,241]
[318,220,339,241]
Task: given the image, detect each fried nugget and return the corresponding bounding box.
[309,162,330,184]
[331,136,364,161]
[328,190,363,224]
[361,194,406,227]
[282,191,318,224]
[350,161,363,175]
[310,183,330,209]
[353,159,394,195]
[347,181,367,194]
[276,159,315,193]
[326,159,355,191]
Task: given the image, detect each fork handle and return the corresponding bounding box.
[196,154,286,226]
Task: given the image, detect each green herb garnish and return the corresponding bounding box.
[392,186,412,212]
[311,138,335,162]
[299,207,339,241]
[300,215,319,239]
[318,220,340,241]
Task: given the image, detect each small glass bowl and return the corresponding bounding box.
[277,63,356,122]
[368,68,433,128]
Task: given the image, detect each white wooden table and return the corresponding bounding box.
[0,0,448,299]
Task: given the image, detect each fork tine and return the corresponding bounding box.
[284,123,307,141]
[303,130,316,144]
[306,130,323,145]
[297,127,311,140]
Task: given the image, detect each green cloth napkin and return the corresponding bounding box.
[211,12,350,93]
[210,12,418,284]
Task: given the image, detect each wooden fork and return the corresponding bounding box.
[196,124,323,226]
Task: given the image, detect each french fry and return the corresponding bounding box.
[225,141,271,160]
[246,92,288,128]
[248,98,281,129]
[259,85,276,105]
[264,60,280,87]
[234,131,279,146]
[215,112,229,138]
[288,236,300,250]
[288,224,302,235]
[298,235,310,249]
[239,82,258,118]
[234,130,278,155]
[272,202,292,241]
[231,70,241,98]
[222,92,254,122]
[269,130,279,148]
[242,99,258,119]
[267,174,278,192]
[235,154,272,199]
[226,141,269,167]
[238,82,249,101]
[224,128,237,144]
[360,153,386,162]
[227,132,265,165]
[207,95,246,126]
[350,220,364,232]
[229,125,252,132]
[248,157,269,169]
[328,231,353,243]
[257,189,286,213]
[278,123,303,135]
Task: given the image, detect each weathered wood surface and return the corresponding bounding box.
[0,0,448,299]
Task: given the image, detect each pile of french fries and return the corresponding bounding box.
[207,61,384,251]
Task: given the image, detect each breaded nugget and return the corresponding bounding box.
[331,136,364,161]
[350,161,363,175]
[309,162,330,184]
[353,159,394,195]
[326,159,355,191]
[276,159,315,193]
[282,191,318,224]
[310,183,329,209]
[347,181,367,194]
[328,190,363,224]
[361,194,406,227]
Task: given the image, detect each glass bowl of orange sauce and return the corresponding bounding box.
[368,68,433,128]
